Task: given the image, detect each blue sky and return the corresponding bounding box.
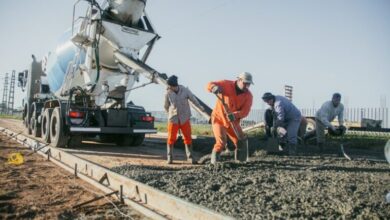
[0,0,389,111]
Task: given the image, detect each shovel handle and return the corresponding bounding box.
[214,94,244,140]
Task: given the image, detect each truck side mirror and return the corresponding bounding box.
[17,72,24,87]
[17,70,28,91]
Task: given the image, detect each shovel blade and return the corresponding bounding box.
[235,139,249,162]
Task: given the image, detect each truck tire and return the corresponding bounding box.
[41,108,52,143]
[50,107,67,148]
[131,134,145,146]
[23,104,28,128]
[27,119,32,135]
[31,117,41,137]
[30,108,41,137]
[27,104,34,135]
[115,135,134,146]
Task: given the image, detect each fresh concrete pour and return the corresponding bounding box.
[112,152,390,219]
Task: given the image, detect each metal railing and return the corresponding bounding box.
[151,107,390,129]
[301,108,389,129]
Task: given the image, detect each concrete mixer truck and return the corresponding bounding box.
[19,0,211,148]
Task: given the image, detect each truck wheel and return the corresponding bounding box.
[115,135,133,146]
[41,109,52,143]
[131,134,145,146]
[68,135,83,148]
[23,104,28,128]
[31,118,41,137]
[30,109,41,137]
[27,119,32,135]
[28,104,36,135]
[50,107,67,147]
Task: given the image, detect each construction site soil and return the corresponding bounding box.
[112,138,390,219]
[1,118,389,219]
[0,133,147,220]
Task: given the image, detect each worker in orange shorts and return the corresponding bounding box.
[206,72,253,164]
[164,75,205,164]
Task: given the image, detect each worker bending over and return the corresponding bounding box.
[262,92,301,155]
[206,72,253,164]
[304,93,345,152]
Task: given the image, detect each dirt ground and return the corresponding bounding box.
[0,133,147,220]
[0,118,197,168]
[1,118,390,219]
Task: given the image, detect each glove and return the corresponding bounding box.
[227,112,235,122]
[211,85,222,94]
[277,127,287,137]
[339,125,346,135]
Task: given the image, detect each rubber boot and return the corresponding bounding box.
[288,144,297,156]
[210,150,220,165]
[167,144,174,164]
[185,144,195,164]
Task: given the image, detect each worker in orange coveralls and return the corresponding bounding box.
[206,72,253,164]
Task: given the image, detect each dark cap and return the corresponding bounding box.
[262,92,275,101]
[332,93,341,99]
[167,75,178,86]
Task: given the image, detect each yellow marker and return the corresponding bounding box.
[7,153,24,165]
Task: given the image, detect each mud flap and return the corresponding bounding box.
[235,139,249,162]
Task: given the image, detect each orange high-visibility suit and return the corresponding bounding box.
[206,80,253,153]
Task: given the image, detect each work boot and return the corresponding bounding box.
[288,144,297,156]
[210,150,220,165]
[185,144,195,164]
[167,144,174,164]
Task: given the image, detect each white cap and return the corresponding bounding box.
[237,72,254,85]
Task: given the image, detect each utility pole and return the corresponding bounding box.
[1,73,9,114]
[8,70,16,115]
[284,85,293,101]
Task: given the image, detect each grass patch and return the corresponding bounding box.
[328,134,389,148]
[0,114,22,120]
[155,122,213,136]
[155,123,267,137]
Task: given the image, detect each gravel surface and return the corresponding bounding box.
[112,151,390,219]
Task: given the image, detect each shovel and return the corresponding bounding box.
[215,94,249,162]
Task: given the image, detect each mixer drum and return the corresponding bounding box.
[45,30,86,93]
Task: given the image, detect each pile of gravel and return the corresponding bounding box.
[112,154,390,219]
